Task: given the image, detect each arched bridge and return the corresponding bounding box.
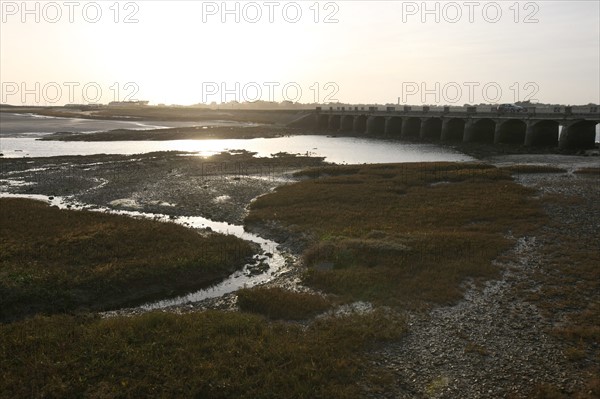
[314,105,600,150]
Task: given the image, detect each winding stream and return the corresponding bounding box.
[0,192,288,311]
[0,125,480,312]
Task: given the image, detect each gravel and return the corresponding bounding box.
[364,155,599,398]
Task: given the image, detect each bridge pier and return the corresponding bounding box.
[353,115,367,134]
[339,115,354,132]
[463,120,475,142]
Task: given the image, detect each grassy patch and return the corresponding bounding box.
[0,198,255,322]
[426,376,451,396]
[246,162,544,307]
[237,287,331,320]
[0,310,405,399]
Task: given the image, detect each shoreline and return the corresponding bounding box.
[27,124,600,161]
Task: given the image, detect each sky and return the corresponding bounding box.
[1,0,599,106]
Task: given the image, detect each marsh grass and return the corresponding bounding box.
[247,162,544,307]
[0,310,406,399]
[237,287,331,320]
[0,198,255,322]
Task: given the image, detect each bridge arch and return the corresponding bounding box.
[385,116,402,136]
[559,120,598,149]
[353,115,368,134]
[464,118,495,143]
[328,114,341,131]
[525,120,559,147]
[339,115,354,132]
[441,118,465,141]
[420,118,442,141]
[366,116,386,135]
[401,117,421,139]
[495,119,527,145]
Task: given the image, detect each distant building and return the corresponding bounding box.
[108,100,149,107]
[65,103,104,109]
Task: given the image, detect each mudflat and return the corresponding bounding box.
[1,145,598,397]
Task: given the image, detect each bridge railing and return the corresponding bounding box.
[316,105,599,118]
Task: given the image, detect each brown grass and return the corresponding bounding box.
[246,162,544,307]
[0,198,255,322]
[0,310,406,399]
[237,287,331,320]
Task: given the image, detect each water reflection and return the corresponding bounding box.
[0,135,475,164]
[0,192,287,310]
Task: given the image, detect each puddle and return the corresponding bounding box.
[109,198,142,208]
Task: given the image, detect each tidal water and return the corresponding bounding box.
[0,114,475,163]
[0,112,216,137]
[0,135,475,163]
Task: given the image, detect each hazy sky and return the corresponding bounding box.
[1,0,599,105]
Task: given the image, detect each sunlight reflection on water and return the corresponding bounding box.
[0,135,475,164]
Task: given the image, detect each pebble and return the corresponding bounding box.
[364,162,597,398]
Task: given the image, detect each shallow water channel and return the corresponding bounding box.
[0,127,481,312]
[0,192,287,311]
